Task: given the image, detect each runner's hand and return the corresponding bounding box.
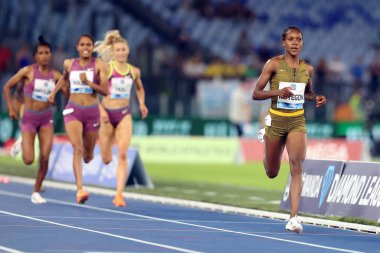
[140,104,148,119]
[9,109,18,120]
[277,87,293,98]
[315,95,327,108]
[48,93,55,104]
[80,73,88,84]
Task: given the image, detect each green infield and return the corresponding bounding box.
[142,162,289,191]
[126,162,288,211]
[0,155,287,211]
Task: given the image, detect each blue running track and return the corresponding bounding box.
[0,181,378,253]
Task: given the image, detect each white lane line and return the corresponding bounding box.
[0,215,284,224]
[0,190,364,253]
[0,245,25,253]
[5,175,379,235]
[0,224,374,237]
[0,212,201,253]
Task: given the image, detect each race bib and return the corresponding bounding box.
[70,70,94,94]
[277,82,306,110]
[32,78,55,102]
[110,77,133,99]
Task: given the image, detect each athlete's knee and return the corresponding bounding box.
[22,155,34,165]
[72,143,83,156]
[39,153,50,164]
[102,156,112,165]
[263,160,280,178]
[266,169,279,179]
[118,152,127,162]
[289,158,303,176]
[37,164,48,173]
[290,166,302,177]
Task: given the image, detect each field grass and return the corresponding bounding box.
[0,155,287,211]
[0,155,379,226]
[142,162,289,191]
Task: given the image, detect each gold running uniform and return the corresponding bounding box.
[266,55,310,139]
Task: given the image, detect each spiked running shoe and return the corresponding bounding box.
[76,190,89,204]
[31,192,47,204]
[113,194,126,207]
[286,216,303,233]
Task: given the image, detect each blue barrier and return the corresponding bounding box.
[46,143,153,189]
[281,159,380,222]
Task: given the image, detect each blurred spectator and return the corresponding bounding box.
[351,57,365,87]
[52,0,69,12]
[256,45,272,63]
[333,87,364,122]
[236,30,252,58]
[244,55,261,78]
[328,55,347,80]
[15,42,32,68]
[52,46,68,72]
[224,56,246,78]
[137,36,155,77]
[204,56,224,78]
[229,77,252,137]
[0,44,12,72]
[368,57,380,99]
[333,103,355,122]
[349,87,364,121]
[314,58,329,95]
[183,52,206,78]
[192,0,254,19]
[314,58,329,120]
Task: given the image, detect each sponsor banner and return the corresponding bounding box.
[133,117,241,137]
[240,139,365,162]
[281,159,345,215]
[132,117,333,138]
[325,161,380,221]
[306,140,364,161]
[131,137,240,164]
[46,142,153,188]
[281,160,380,222]
[240,139,287,162]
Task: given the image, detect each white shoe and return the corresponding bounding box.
[31,192,47,204]
[286,216,303,233]
[10,137,22,157]
[257,128,265,143]
[264,114,272,126]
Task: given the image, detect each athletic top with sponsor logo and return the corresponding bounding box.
[107,60,136,100]
[23,64,55,102]
[270,55,310,113]
[69,58,99,94]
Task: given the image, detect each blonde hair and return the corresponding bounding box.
[94,30,129,62]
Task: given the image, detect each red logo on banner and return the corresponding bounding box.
[240,139,364,162]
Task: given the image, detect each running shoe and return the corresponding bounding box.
[285,216,303,233]
[113,194,126,207]
[257,128,265,143]
[76,190,89,204]
[10,137,22,157]
[31,192,47,204]
[264,114,272,126]
[258,114,272,143]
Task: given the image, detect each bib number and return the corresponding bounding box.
[110,77,133,99]
[32,79,55,102]
[277,82,306,110]
[70,70,94,94]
